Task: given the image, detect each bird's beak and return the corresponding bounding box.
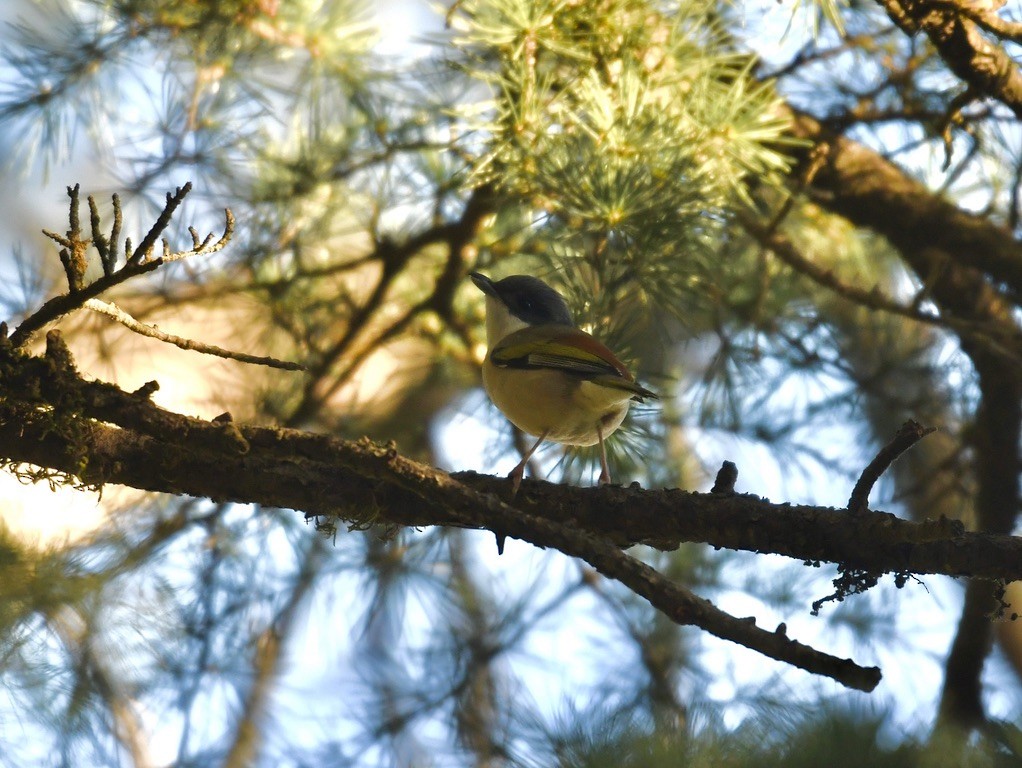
[470,272,497,297]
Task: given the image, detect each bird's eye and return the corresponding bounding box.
[520,298,534,311]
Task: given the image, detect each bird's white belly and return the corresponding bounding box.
[481,362,631,446]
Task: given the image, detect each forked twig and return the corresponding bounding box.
[10,184,235,349]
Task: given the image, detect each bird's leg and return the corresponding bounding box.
[509,430,548,496]
[497,430,549,555]
[597,423,612,485]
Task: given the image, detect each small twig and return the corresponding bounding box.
[51,184,89,292]
[110,194,123,274]
[88,194,109,270]
[84,299,305,371]
[88,192,124,277]
[847,420,937,513]
[130,183,193,264]
[41,229,71,249]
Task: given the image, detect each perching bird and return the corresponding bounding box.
[471,272,657,495]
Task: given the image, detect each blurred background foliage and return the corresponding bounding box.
[0,0,1020,765]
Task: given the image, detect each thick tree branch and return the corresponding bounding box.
[7,332,1022,689]
[2,335,1021,584]
[876,0,1022,119]
[0,335,891,688]
[788,111,1022,305]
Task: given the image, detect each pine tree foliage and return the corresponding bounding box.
[0,0,1021,765]
[452,0,792,327]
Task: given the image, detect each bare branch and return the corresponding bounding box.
[3,336,1022,585]
[84,299,305,371]
[9,186,235,348]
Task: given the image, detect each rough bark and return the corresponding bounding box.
[876,0,1022,120]
[1,332,1020,581]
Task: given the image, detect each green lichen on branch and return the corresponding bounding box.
[0,331,98,493]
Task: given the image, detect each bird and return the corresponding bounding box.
[470,271,657,497]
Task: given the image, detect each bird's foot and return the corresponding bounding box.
[508,461,525,498]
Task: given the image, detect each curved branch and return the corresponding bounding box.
[84,299,305,371]
[877,0,1022,119]
[737,209,1022,361]
[847,420,936,513]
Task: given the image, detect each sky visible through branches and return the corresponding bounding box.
[0,0,1020,764]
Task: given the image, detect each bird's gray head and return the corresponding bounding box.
[470,273,573,327]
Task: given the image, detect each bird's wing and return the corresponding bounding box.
[490,325,658,400]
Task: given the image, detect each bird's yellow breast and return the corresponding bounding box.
[481,358,632,446]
